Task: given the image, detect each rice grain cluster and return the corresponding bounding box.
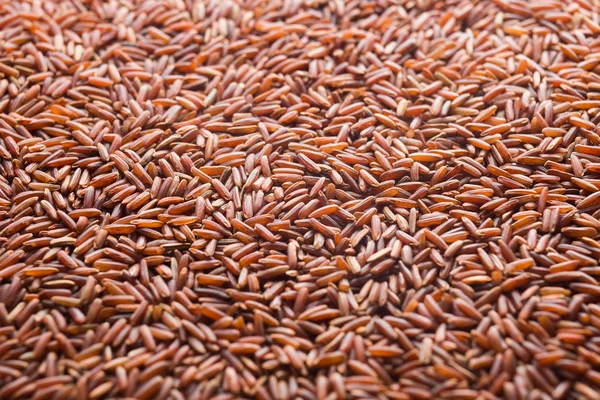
[1,0,600,399]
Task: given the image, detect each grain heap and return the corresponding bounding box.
[1,0,600,399]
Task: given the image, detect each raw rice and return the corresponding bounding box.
[1,0,600,399]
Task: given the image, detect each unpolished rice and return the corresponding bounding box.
[1,0,600,399]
